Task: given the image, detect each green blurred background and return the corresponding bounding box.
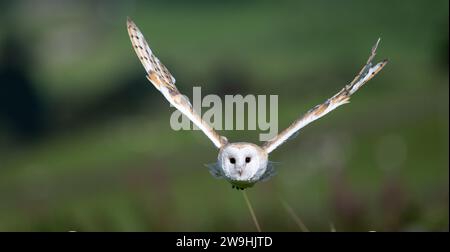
[0,0,448,231]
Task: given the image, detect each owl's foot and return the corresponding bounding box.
[231,185,245,190]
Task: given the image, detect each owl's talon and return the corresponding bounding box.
[231,185,245,190]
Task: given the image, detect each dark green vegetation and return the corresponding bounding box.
[0,0,448,231]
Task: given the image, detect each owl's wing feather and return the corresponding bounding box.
[127,17,227,149]
[262,38,388,154]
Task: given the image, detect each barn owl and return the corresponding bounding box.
[127,17,388,190]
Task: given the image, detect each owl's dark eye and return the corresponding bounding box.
[245,157,251,163]
[229,157,236,164]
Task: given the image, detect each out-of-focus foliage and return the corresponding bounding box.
[0,0,448,231]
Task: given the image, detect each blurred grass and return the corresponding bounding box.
[0,0,448,231]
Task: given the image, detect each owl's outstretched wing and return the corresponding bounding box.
[262,38,388,154]
[127,17,227,149]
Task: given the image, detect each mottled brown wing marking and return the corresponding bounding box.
[147,71,162,89]
[262,38,388,154]
[366,59,388,81]
[143,39,152,57]
[166,83,179,95]
[127,18,156,74]
[147,57,177,92]
[150,54,157,65]
[159,62,174,85]
[147,70,178,94]
[127,17,226,149]
[312,102,329,117]
[349,38,380,87]
[331,89,351,104]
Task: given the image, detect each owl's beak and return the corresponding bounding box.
[237,168,243,176]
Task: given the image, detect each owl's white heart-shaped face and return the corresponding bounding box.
[218,143,268,182]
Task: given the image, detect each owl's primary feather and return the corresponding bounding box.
[262,39,388,154]
[127,17,227,149]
